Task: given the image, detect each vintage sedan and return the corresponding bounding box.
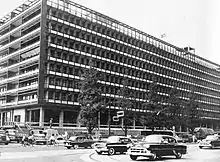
[93,136,133,155]
[5,129,20,143]
[64,135,95,149]
[30,129,47,145]
[199,134,220,149]
[127,134,187,160]
[0,130,10,145]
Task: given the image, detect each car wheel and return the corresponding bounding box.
[74,145,79,149]
[211,144,215,149]
[175,152,182,159]
[150,152,157,161]
[199,146,203,149]
[66,146,71,149]
[108,148,115,155]
[130,155,138,160]
[157,155,162,159]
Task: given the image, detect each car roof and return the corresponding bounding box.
[147,134,174,138]
[109,136,128,138]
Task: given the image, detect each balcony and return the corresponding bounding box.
[0,14,40,46]
[0,41,39,62]
[17,98,37,105]
[0,69,39,85]
[0,55,39,74]
[0,27,40,52]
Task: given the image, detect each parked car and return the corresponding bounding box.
[0,129,10,145]
[176,133,195,143]
[64,135,95,149]
[30,129,47,145]
[199,134,220,149]
[194,127,215,140]
[5,129,20,143]
[55,135,66,145]
[93,136,133,155]
[43,128,59,140]
[127,134,187,161]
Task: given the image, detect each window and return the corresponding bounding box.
[14,115,21,122]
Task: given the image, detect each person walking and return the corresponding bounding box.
[48,134,56,146]
[21,134,26,146]
[28,133,34,147]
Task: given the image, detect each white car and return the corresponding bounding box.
[199,134,220,149]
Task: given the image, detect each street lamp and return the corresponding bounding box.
[108,106,111,136]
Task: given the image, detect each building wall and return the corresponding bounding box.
[44,0,220,125]
[0,0,220,128]
[0,0,42,126]
[13,109,25,122]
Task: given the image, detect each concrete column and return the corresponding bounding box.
[179,126,181,132]
[29,111,32,122]
[133,116,136,129]
[39,108,44,127]
[0,112,2,127]
[59,110,64,127]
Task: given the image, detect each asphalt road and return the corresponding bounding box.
[0,143,220,162]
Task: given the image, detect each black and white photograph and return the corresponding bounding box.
[0,0,220,161]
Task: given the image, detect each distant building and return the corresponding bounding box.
[0,0,220,130]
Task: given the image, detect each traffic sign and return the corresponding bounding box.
[117,111,124,117]
[112,116,119,122]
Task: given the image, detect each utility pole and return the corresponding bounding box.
[108,107,111,136]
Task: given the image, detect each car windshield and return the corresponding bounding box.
[142,135,163,143]
[32,130,44,134]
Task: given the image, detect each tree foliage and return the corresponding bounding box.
[140,77,166,130]
[165,87,184,129]
[77,61,102,134]
[184,91,200,133]
[116,79,133,136]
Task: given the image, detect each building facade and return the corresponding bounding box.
[1,0,220,130]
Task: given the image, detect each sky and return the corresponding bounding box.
[0,0,220,65]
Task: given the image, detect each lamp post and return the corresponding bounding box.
[108,106,111,136]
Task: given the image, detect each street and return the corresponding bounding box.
[0,143,220,162]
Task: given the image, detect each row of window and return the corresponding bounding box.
[48,30,220,88]
[48,8,220,78]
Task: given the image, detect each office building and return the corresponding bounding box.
[0,0,220,129]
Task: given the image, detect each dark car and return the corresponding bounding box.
[199,134,220,149]
[64,135,94,149]
[93,136,133,155]
[0,130,10,145]
[127,134,187,160]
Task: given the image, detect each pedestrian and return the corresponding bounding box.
[28,133,34,147]
[21,134,26,146]
[192,134,196,143]
[48,134,56,146]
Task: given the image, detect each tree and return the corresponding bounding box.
[185,91,200,133]
[116,79,133,136]
[77,61,102,134]
[166,87,183,129]
[141,77,166,130]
